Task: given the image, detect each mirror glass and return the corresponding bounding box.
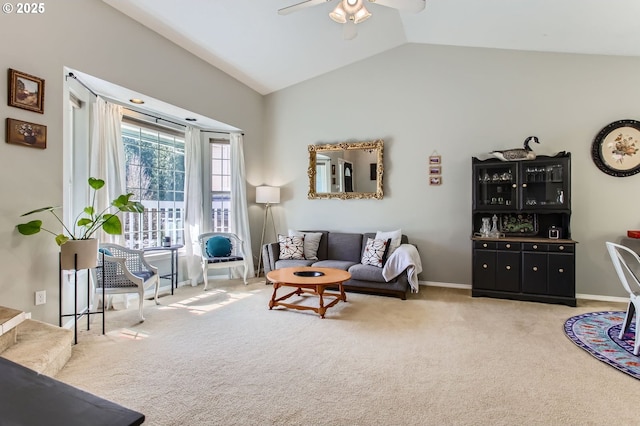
[308,139,383,199]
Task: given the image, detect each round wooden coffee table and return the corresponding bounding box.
[266,266,351,318]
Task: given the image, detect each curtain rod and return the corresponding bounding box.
[66,72,97,97]
[125,107,188,130]
[66,72,241,135]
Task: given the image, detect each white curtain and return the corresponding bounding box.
[89,97,125,244]
[184,127,204,286]
[230,133,255,278]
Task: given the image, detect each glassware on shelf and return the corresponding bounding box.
[479,217,491,237]
[548,225,561,239]
[489,214,501,238]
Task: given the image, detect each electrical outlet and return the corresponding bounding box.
[35,290,46,305]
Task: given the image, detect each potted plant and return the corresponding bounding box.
[16,177,144,270]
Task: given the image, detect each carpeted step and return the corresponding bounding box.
[0,306,27,354]
[0,319,73,377]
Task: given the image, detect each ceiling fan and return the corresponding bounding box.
[278,0,426,40]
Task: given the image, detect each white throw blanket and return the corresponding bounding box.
[382,244,423,293]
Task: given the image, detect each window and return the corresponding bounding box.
[211,141,231,232]
[122,122,185,249]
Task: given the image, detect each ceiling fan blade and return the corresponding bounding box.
[278,0,333,15]
[367,0,426,13]
[343,20,358,40]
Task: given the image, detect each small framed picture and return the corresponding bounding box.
[331,164,336,175]
[370,163,377,180]
[429,155,441,165]
[6,118,47,149]
[8,69,45,114]
[429,176,442,186]
[429,166,442,175]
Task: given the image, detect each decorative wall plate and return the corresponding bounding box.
[592,119,640,177]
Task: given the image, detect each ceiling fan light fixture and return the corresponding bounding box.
[329,3,347,23]
[281,0,428,41]
[331,0,370,26]
[342,0,363,15]
[352,5,371,24]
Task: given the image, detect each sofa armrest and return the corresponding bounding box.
[262,242,280,275]
[394,268,410,287]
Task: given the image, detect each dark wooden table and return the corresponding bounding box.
[0,357,145,425]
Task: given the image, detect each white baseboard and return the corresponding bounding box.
[575,293,627,303]
[420,281,471,290]
[420,281,627,303]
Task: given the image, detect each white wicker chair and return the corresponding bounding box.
[198,232,249,290]
[606,241,640,355]
[94,243,159,322]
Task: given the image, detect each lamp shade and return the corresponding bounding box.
[256,186,280,204]
[329,3,347,23]
[352,5,371,24]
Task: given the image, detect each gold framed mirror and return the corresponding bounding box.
[308,139,383,200]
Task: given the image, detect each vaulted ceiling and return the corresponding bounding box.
[103,0,640,95]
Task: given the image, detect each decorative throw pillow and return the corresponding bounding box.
[98,247,118,277]
[375,229,402,257]
[206,236,232,257]
[288,230,322,260]
[278,234,305,260]
[361,238,391,268]
[98,248,113,256]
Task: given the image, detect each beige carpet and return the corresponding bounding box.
[56,280,635,425]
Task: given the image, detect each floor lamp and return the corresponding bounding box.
[256,186,280,277]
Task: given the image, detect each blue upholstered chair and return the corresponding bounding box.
[198,232,249,290]
[94,243,159,322]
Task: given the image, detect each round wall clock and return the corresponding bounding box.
[592,119,640,177]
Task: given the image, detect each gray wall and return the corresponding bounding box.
[2,4,637,326]
[264,43,640,299]
[0,0,264,324]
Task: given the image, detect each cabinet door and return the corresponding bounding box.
[520,157,570,211]
[473,250,496,290]
[496,251,520,292]
[473,163,518,210]
[548,253,575,297]
[522,252,548,294]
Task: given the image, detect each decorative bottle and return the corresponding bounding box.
[489,214,500,238]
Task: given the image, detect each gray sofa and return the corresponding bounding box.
[262,231,411,300]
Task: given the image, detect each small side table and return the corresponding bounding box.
[143,244,183,295]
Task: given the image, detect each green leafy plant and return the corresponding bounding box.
[17,177,144,246]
